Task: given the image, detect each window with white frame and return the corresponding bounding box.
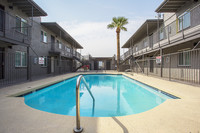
[178,11,190,31]
[41,31,47,43]
[135,46,138,52]
[56,40,59,47]
[16,16,28,35]
[66,47,71,53]
[160,27,164,40]
[59,42,62,49]
[178,50,190,66]
[143,38,148,48]
[15,51,27,67]
[41,56,48,67]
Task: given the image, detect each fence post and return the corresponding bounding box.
[27,46,30,81]
[169,54,171,81]
[29,56,32,81]
[160,49,163,77]
[54,57,56,76]
[147,59,148,76]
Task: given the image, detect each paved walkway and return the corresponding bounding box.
[0,71,200,133]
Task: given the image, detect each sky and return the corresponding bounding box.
[34,0,163,57]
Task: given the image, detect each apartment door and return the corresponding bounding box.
[94,61,98,70]
[150,57,154,73]
[149,34,153,48]
[0,5,5,32]
[51,57,54,73]
[51,35,55,50]
[106,61,111,70]
[0,48,4,79]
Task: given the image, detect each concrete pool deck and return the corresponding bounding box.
[0,71,200,133]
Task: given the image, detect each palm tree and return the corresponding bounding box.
[107,17,128,71]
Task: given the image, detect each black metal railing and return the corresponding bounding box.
[50,42,73,58]
[131,48,200,84]
[122,4,200,59]
[0,9,32,45]
[0,52,80,88]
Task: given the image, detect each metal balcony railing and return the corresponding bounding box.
[73,51,83,62]
[0,9,32,45]
[50,43,73,58]
[121,4,200,59]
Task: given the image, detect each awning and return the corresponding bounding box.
[155,0,191,13]
[8,0,47,16]
[122,19,163,48]
[41,22,83,49]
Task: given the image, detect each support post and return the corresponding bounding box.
[160,48,163,77]
[27,46,30,80]
[167,25,170,44]
[169,54,171,81]
[147,58,149,76]
[143,54,144,74]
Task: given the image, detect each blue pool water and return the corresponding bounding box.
[24,74,173,117]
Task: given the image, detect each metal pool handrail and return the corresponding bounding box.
[74,75,95,133]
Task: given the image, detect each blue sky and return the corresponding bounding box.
[34,0,163,57]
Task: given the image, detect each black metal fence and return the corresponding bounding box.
[0,52,78,87]
[132,48,200,84]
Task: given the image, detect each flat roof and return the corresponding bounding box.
[155,0,191,13]
[41,22,83,49]
[122,19,163,48]
[92,57,114,60]
[8,0,47,17]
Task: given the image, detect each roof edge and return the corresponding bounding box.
[122,19,163,48]
[41,22,83,49]
[28,0,47,16]
[155,0,169,13]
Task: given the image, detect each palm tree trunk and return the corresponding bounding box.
[116,30,120,71]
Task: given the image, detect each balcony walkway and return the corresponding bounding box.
[0,71,200,133]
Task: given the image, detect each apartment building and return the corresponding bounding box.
[0,0,83,86]
[83,54,116,70]
[121,0,200,84]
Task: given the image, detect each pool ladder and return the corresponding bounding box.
[74,75,95,133]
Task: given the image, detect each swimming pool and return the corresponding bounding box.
[24,74,176,117]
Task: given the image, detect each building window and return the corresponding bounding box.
[143,38,148,47]
[160,27,164,40]
[135,46,138,52]
[15,51,27,67]
[66,46,71,53]
[178,11,190,31]
[41,56,47,67]
[0,8,4,31]
[178,51,190,66]
[41,31,47,43]
[16,16,28,35]
[59,42,62,49]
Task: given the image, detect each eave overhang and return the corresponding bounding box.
[7,0,47,17]
[41,22,83,49]
[155,0,191,13]
[122,19,163,48]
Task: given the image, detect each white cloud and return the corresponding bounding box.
[59,18,145,57]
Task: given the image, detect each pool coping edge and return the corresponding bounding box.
[8,72,180,99]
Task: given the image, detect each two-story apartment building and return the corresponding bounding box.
[0,0,83,86]
[121,0,200,84]
[0,0,47,84]
[30,21,83,79]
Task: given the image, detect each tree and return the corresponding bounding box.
[107,17,128,71]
